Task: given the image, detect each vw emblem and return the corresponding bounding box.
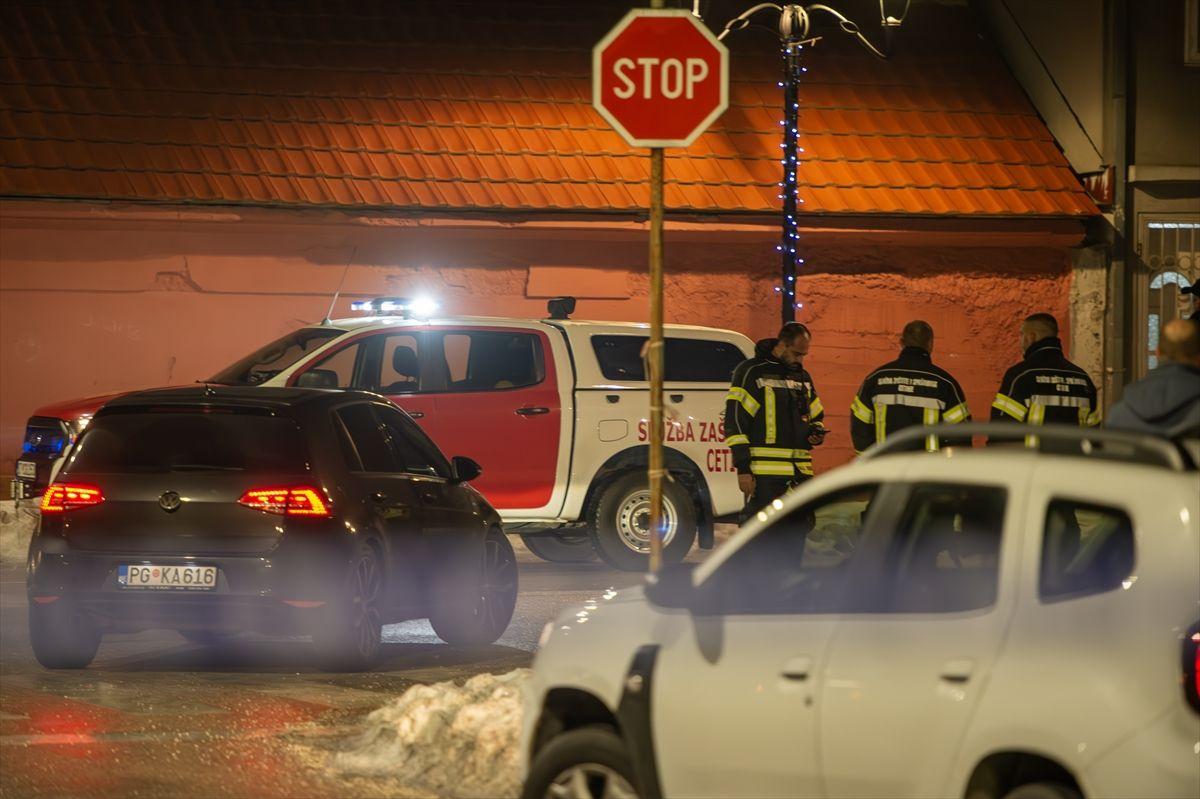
[158,491,182,513]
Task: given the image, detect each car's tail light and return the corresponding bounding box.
[40,484,105,513]
[237,487,331,518]
[1185,622,1200,714]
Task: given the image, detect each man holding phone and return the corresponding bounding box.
[724,322,827,522]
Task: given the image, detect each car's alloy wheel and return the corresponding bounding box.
[312,541,383,671]
[429,528,517,646]
[548,764,637,799]
[349,546,384,661]
[521,728,639,799]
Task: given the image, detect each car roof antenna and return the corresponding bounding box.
[320,248,357,326]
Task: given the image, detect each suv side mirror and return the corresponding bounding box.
[644,562,698,609]
[450,456,482,484]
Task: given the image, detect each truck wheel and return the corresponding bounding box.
[519,532,598,563]
[590,471,696,572]
[430,528,518,646]
[29,598,101,669]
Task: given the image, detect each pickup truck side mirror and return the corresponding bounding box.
[450,456,482,484]
[296,369,338,389]
[644,562,698,609]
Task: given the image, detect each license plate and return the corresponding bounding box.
[118,564,218,591]
[16,461,36,479]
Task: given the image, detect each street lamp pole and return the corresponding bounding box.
[716,1,909,324]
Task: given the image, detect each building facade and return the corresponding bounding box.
[0,0,1102,481]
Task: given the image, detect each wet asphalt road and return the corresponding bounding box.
[0,537,727,798]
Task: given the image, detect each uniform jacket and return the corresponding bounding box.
[991,337,1100,430]
[1106,362,1200,439]
[850,346,971,453]
[724,338,825,478]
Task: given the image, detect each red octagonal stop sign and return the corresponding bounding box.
[593,9,729,148]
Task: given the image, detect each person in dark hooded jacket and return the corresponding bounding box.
[1107,318,1200,439]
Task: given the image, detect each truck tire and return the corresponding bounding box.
[519,532,598,563]
[590,471,696,571]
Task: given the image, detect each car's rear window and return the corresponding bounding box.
[591,335,744,382]
[66,408,308,474]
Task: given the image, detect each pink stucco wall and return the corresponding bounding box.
[0,203,1081,493]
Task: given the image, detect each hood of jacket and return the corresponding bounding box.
[754,337,777,360]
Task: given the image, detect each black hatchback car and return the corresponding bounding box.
[26,386,517,671]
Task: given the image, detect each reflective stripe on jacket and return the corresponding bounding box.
[990,337,1100,446]
[850,346,971,454]
[724,338,825,477]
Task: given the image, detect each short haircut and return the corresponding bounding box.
[901,320,934,350]
[1023,313,1059,338]
[1159,318,1200,363]
[778,322,811,343]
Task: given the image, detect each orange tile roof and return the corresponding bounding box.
[0,0,1098,218]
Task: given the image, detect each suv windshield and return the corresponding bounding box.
[210,328,344,386]
[67,408,308,474]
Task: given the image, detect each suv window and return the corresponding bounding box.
[701,484,879,614]
[433,331,544,392]
[375,405,449,478]
[377,334,422,394]
[880,483,1007,613]
[68,408,307,474]
[591,335,744,382]
[210,327,343,386]
[336,404,398,472]
[1040,500,1135,602]
[301,341,366,389]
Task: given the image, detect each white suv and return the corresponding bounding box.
[521,425,1200,799]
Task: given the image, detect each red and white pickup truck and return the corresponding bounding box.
[13,298,753,570]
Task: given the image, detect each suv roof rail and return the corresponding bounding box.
[859,423,1197,472]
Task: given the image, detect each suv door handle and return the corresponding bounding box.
[407,411,425,419]
[670,394,684,403]
[940,659,975,683]
[420,490,438,504]
[369,491,388,504]
[780,656,812,681]
[515,406,550,416]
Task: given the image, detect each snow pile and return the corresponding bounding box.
[0,501,36,566]
[331,669,530,798]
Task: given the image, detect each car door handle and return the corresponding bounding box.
[669,393,684,403]
[940,659,975,684]
[407,411,425,419]
[420,490,438,504]
[780,656,812,681]
[515,406,550,416]
[369,491,388,504]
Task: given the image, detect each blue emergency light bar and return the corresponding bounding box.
[350,296,440,318]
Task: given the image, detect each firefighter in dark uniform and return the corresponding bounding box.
[990,313,1100,442]
[850,320,971,454]
[725,322,827,521]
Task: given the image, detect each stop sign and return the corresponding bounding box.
[593,9,729,148]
